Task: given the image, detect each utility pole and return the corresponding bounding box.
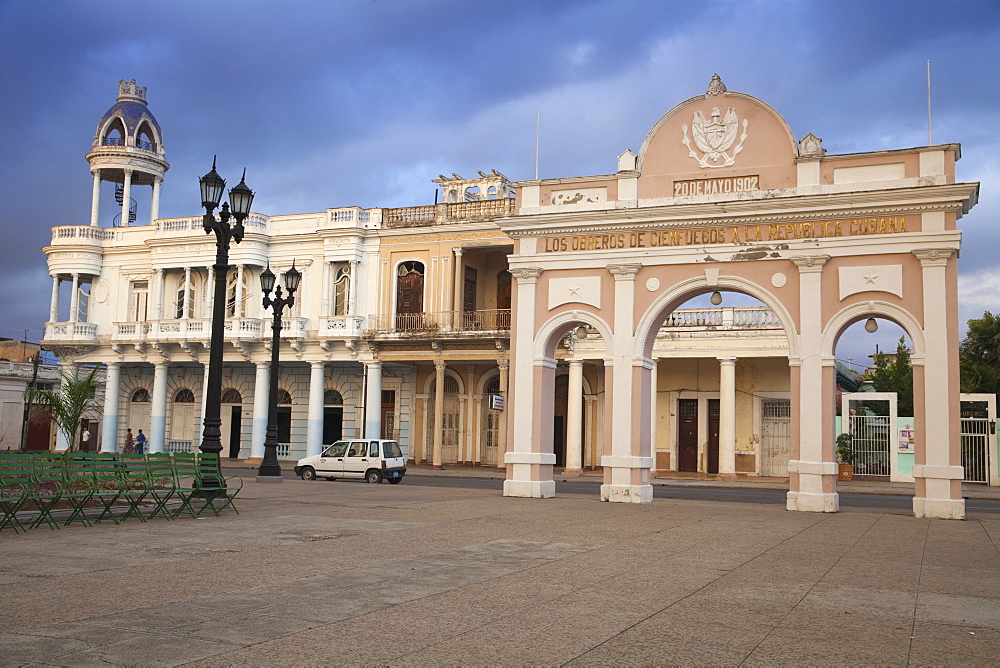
[20,350,41,452]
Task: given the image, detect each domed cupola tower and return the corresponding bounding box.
[86,79,169,227]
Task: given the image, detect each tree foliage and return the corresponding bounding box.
[960,311,1000,400]
[868,336,913,417]
[25,365,103,452]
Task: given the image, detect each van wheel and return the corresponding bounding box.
[324,477,337,481]
[300,467,316,481]
[365,470,382,484]
[388,478,402,484]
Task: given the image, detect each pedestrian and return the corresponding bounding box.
[123,428,134,454]
[135,429,147,455]
[80,426,91,452]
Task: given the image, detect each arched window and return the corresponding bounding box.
[136,122,156,151]
[323,389,344,444]
[102,119,125,147]
[481,376,502,466]
[131,388,150,403]
[396,261,425,329]
[333,265,351,316]
[487,186,498,200]
[221,389,242,404]
[174,389,195,403]
[277,389,292,405]
[427,376,462,463]
[324,390,343,405]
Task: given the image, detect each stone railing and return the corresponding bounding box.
[664,307,781,329]
[383,198,515,228]
[320,315,365,336]
[112,322,151,341]
[165,440,193,453]
[50,226,119,244]
[43,322,98,342]
[364,310,511,335]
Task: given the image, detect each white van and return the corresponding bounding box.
[294,439,407,484]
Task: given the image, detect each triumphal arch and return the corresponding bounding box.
[500,75,979,520]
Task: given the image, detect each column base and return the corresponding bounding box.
[786,491,839,513]
[561,468,583,476]
[913,497,965,520]
[431,465,444,470]
[244,457,263,465]
[715,472,738,482]
[255,475,284,484]
[503,479,555,498]
[600,484,653,503]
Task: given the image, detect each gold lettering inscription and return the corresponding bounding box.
[674,175,760,197]
[540,216,910,252]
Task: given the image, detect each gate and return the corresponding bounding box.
[960,394,997,485]
[842,392,899,480]
[760,399,790,477]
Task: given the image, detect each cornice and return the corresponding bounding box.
[501,182,980,237]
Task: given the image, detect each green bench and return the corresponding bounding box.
[0,451,242,532]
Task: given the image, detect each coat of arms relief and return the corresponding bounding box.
[681,74,749,169]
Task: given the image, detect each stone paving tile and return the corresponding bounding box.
[52,633,245,667]
[741,617,912,666]
[916,591,1000,628]
[908,620,1000,665]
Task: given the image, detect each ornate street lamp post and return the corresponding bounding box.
[257,262,300,480]
[199,158,253,485]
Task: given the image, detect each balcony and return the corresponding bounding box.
[319,315,365,338]
[663,306,781,329]
[364,310,511,338]
[382,199,515,228]
[43,322,98,343]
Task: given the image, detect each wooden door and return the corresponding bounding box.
[496,270,511,329]
[707,399,720,475]
[678,399,698,472]
[396,262,424,330]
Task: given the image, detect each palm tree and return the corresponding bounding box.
[960,311,1000,400]
[25,365,103,452]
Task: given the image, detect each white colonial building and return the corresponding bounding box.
[41,77,981,519]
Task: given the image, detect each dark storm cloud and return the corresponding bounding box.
[0,0,997,367]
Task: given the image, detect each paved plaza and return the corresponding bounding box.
[2,472,999,666]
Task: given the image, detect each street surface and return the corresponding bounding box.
[2,470,998,665]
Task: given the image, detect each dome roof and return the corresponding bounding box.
[95,79,161,138]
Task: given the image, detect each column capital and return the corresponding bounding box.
[790,255,830,272]
[364,359,382,370]
[497,359,509,372]
[453,247,464,257]
[310,360,325,370]
[434,359,447,372]
[568,357,584,368]
[716,356,737,365]
[510,267,544,284]
[607,263,642,280]
[912,248,956,267]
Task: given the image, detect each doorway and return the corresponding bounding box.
[678,399,698,472]
[707,399,720,475]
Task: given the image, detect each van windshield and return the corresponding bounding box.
[383,441,402,458]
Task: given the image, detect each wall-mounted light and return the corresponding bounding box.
[575,325,588,340]
[710,291,723,306]
[864,318,879,333]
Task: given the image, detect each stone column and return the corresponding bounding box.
[150,362,168,454]
[205,266,215,315]
[464,364,475,464]
[418,395,429,462]
[120,169,133,226]
[432,360,445,469]
[496,359,509,473]
[650,359,658,472]
[786,255,838,513]
[155,269,165,320]
[90,170,101,227]
[100,362,121,452]
[249,362,270,461]
[584,395,596,468]
[49,276,60,322]
[234,265,244,318]
[150,176,162,224]
[182,267,192,319]
[717,357,737,480]
[321,261,331,317]
[453,248,464,316]
[364,360,382,439]
[306,361,325,457]
[601,263,652,503]
[348,260,359,316]
[912,248,965,519]
[564,358,584,475]
[504,268,554,497]
[69,273,80,322]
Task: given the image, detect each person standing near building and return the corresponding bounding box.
[135,429,146,455]
[123,428,134,454]
[80,426,91,452]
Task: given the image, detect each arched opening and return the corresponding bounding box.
[102,119,126,147]
[831,312,917,482]
[169,388,196,453]
[323,389,344,444]
[220,388,243,458]
[481,375,501,466]
[427,375,461,463]
[135,121,157,151]
[128,388,151,447]
[276,388,292,447]
[395,261,425,330]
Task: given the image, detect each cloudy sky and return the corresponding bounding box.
[1,0,997,370]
